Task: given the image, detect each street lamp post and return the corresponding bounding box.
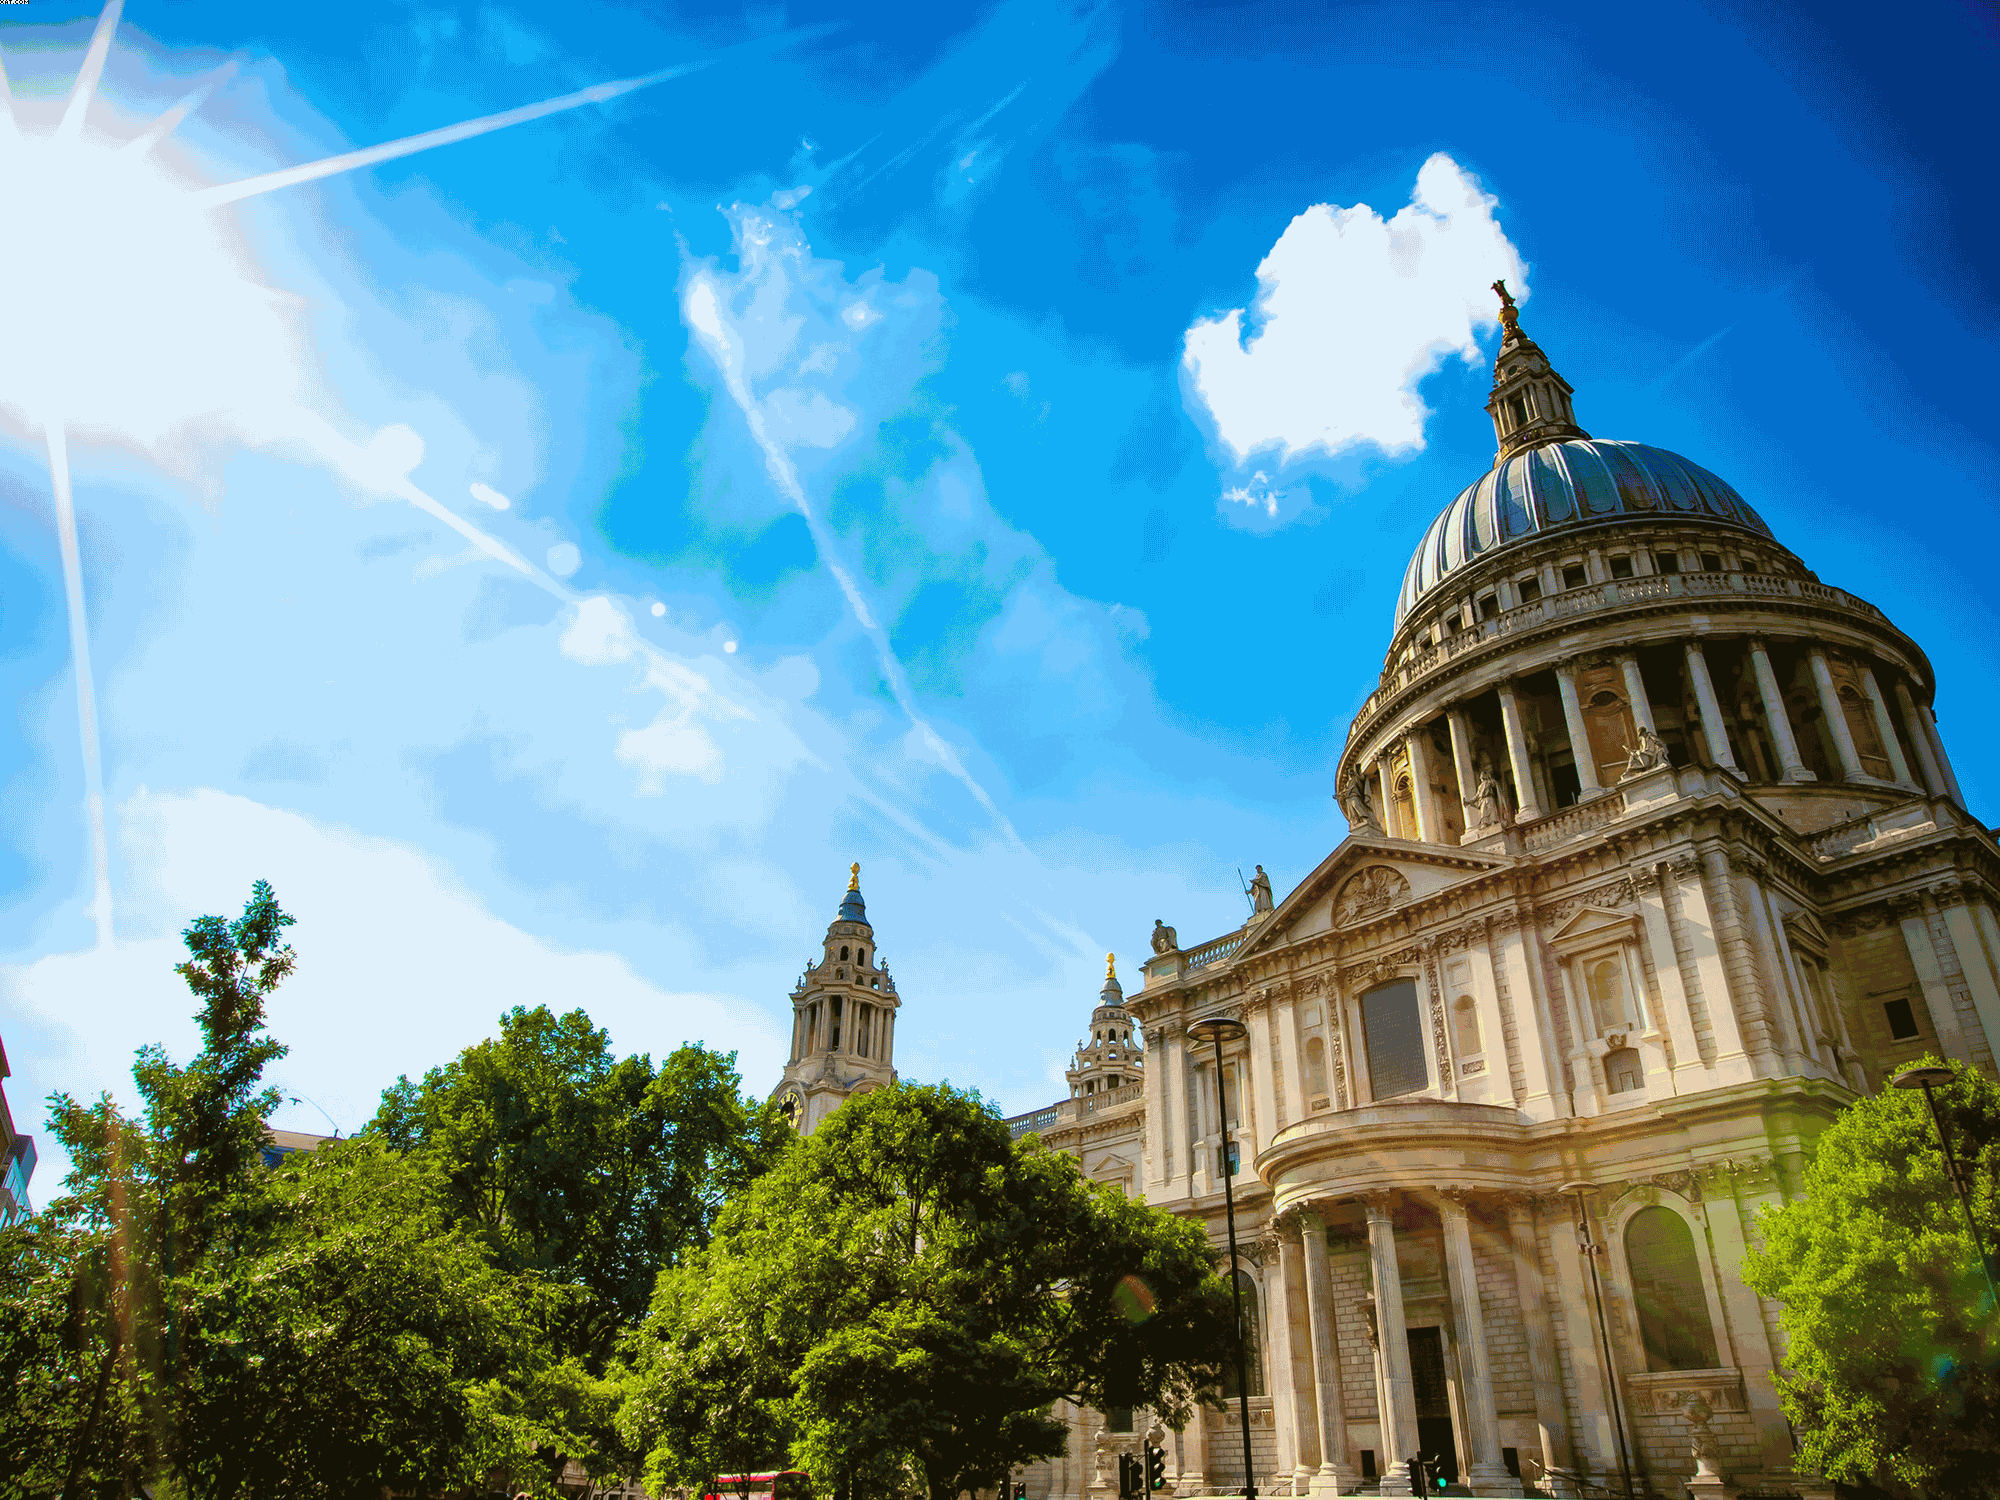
[1188,1014,1256,1500]
[1560,1182,1634,1500]
[1890,1065,1999,1311]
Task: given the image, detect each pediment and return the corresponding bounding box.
[1232,835,1514,962]
[1782,906,1831,960]
[1548,904,1640,954]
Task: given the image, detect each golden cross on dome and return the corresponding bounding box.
[1106,951,1117,980]
[848,861,860,891]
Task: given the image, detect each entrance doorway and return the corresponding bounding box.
[1407,1326,1459,1485]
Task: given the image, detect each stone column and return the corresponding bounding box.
[1363,1193,1418,1493]
[1436,1192,1520,1495]
[1406,726,1440,843]
[1748,638,1814,782]
[1143,1023,1174,1197]
[1497,681,1545,822]
[1174,1394,1207,1496]
[1857,665,1917,788]
[1276,1224,1320,1489]
[1896,680,1944,800]
[1808,649,1867,782]
[1299,1209,1357,1494]
[1447,708,1479,836]
[1901,902,1976,1065]
[1681,640,1740,775]
[1376,756,1402,840]
[1504,1197,1573,1477]
[1616,654,1656,735]
[1162,1025,1191,1193]
[1553,660,1604,798]
[1940,897,2000,1053]
[1248,998,1279,1158]
[1903,685,1967,807]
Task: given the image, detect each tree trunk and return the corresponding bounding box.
[61,1329,121,1499]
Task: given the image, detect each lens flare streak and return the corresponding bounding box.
[120,58,239,160]
[44,420,114,951]
[54,0,123,144]
[193,64,702,209]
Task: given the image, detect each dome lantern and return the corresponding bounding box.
[1485,280,1589,465]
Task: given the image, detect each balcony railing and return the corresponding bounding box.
[1184,930,1246,970]
[1350,569,1889,734]
[1006,1106,1059,1139]
[1518,793,1626,851]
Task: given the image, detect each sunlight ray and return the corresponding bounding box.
[120,58,239,159]
[55,0,124,145]
[44,420,115,951]
[0,48,20,148]
[194,63,702,209]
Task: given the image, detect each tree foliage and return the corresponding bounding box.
[0,882,604,1500]
[1743,1056,2000,1497]
[369,1004,790,1370]
[622,1083,1234,1500]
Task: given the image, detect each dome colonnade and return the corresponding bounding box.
[1114,288,2000,1500]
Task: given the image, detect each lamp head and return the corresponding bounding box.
[1558,1180,1601,1200]
[1188,1015,1249,1046]
[1891,1065,1954,1090]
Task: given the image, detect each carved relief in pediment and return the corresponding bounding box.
[1334,865,1412,926]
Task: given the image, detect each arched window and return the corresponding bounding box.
[1219,1270,1265,1397]
[1305,1035,1330,1100]
[1452,994,1482,1056]
[857,949,868,967]
[1626,1207,1719,1371]
[840,945,850,960]
[1587,957,1630,1033]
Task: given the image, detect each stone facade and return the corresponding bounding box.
[1008,291,2000,1500]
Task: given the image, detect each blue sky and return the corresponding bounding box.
[3,0,1995,1183]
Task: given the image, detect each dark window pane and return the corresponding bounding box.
[1517,576,1542,602]
[1700,553,1722,572]
[1609,554,1634,579]
[1562,564,1588,589]
[1362,980,1429,1098]
[1884,997,1920,1040]
[1654,552,1682,574]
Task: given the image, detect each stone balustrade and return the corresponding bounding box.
[1347,568,1891,739]
[1184,930,1246,970]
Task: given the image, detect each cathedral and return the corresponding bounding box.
[772,287,2000,1499]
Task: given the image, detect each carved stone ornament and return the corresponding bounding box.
[1667,854,1702,880]
[1151,919,1180,955]
[1335,865,1412,926]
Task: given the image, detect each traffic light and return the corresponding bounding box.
[1406,1456,1427,1497]
[1119,1454,1139,1499]
[1145,1443,1166,1492]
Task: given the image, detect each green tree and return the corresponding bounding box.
[0,882,586,1500]
[622,1083,1234,1500]
[1743,1056,2000,1497]
[370,1005,790,1370]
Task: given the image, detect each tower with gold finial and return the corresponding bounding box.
[1484,279,1590,464]
[770,863,901,1134]
[1064,951,1143,1101]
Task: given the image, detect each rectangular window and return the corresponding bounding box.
[1884,997,1920,1040]
[1503,1450,1521,1480]
[1741,559,1760,574]
[1362,980,1430,1099]
[1700,552,1723,572]
[1517,575,1543,602]
[1562,563,1588,590]
[1654,551,1682,574]
[1444,614,1463,635]
[1609,554,1634,579]
[1361,1453,1377,1480]
[1477,594,1499,620]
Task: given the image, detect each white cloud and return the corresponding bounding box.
[1183,153,1526,467]
[3,788,788,1183]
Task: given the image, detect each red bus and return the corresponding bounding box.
[706,1473,810,1500]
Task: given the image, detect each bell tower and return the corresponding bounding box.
[771,863,901,1133]
[1066,953,1144,1099]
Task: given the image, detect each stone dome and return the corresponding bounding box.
[1396,439,1774,626]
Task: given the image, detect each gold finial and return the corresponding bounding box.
[1106,951,1117,980]
[1491,278,1522,339]
[848,861,860,892]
